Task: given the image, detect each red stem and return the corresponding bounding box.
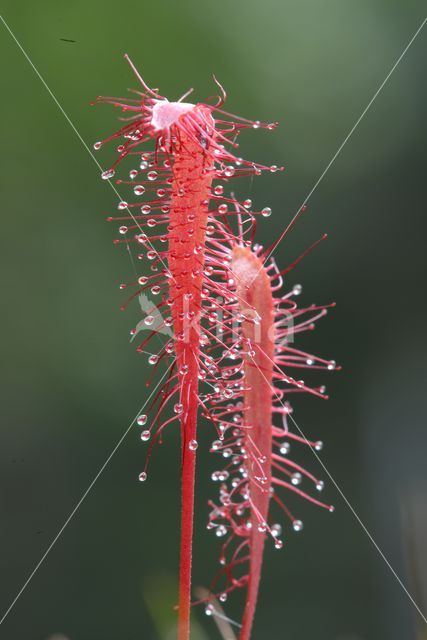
[169,111,214,640]
[178,386,198,640]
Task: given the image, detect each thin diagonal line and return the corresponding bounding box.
[0,13,189,628]
[0,13,178,624]
[2,5,425,628]
[0,12,172,281]
[240,16,427,623]
[286,411,427,625]
[0,363,172,626]
[209,607,241,630]
[264,15,427,264]
[0,12,170,362]
[247,351,427,625]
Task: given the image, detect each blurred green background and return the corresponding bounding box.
[1,1,426,639]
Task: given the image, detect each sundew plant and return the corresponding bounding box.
[93,55,338,640]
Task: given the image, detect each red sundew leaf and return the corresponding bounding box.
[205,240,337,640]
[230,246,275,639]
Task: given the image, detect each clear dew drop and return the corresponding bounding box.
[138,472,147,482]
[291,472,302,486]
[138,276,148,285]
[93,141,102,150]
[224,165,235,177]
[293,519,303,532]
[261,207,272,217]
[188,439,198,451]
[140,430,151,442]
[314,440,323,451]
[174,403,183,414]
[215,525,227,538]
[316,480,324,491]
[271,523,282,538]
[134,185,146,195]
[280,442,290,455]
[327,360,337,370]
[144,315,154,326]
[219,592,228,603]
[293,284,302,295]
[119,226,128,235]
[118,201,128,210]
[129,170,138,179]
[274,539,283,549]
[137,414,147,426]
[147,171,157,181]
[101,169,115,180]
[205,604,214,616]
[148,355,159,365]
[211,470,229,482]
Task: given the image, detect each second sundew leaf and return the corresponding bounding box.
[206,235,338,639]
[230,246,275,640]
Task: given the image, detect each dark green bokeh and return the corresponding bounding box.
[1,2,426,639]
